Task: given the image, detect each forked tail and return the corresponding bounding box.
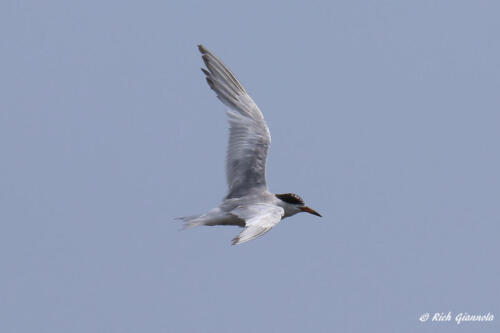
[176,208,245,229]
[175,214,206,229]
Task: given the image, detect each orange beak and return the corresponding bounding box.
[300,206,322,217]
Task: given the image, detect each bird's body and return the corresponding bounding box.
[179,45,321,245]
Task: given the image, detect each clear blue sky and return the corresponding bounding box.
[1,1,499,332]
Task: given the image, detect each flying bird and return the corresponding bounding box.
[179,45,321,245]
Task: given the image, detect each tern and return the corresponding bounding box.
[179,45,321,245]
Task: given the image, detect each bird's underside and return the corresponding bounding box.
[179,193,285,245]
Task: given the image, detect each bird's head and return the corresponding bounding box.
[275,193,322,218]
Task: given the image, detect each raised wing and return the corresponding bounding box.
[198,45,271,199]
[230,204,284,245]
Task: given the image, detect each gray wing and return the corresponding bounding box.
[198,45,271,199]
[230,204,284,245]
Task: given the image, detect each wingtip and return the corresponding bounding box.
[198,44,207,54]
[231,237,240,246]
[200,68,210,76]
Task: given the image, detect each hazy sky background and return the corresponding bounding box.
[1,1,499,332]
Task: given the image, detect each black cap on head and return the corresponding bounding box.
[275,193,304,205]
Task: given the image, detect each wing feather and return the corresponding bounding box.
[230,204,284,245]
[198,45,271,199]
